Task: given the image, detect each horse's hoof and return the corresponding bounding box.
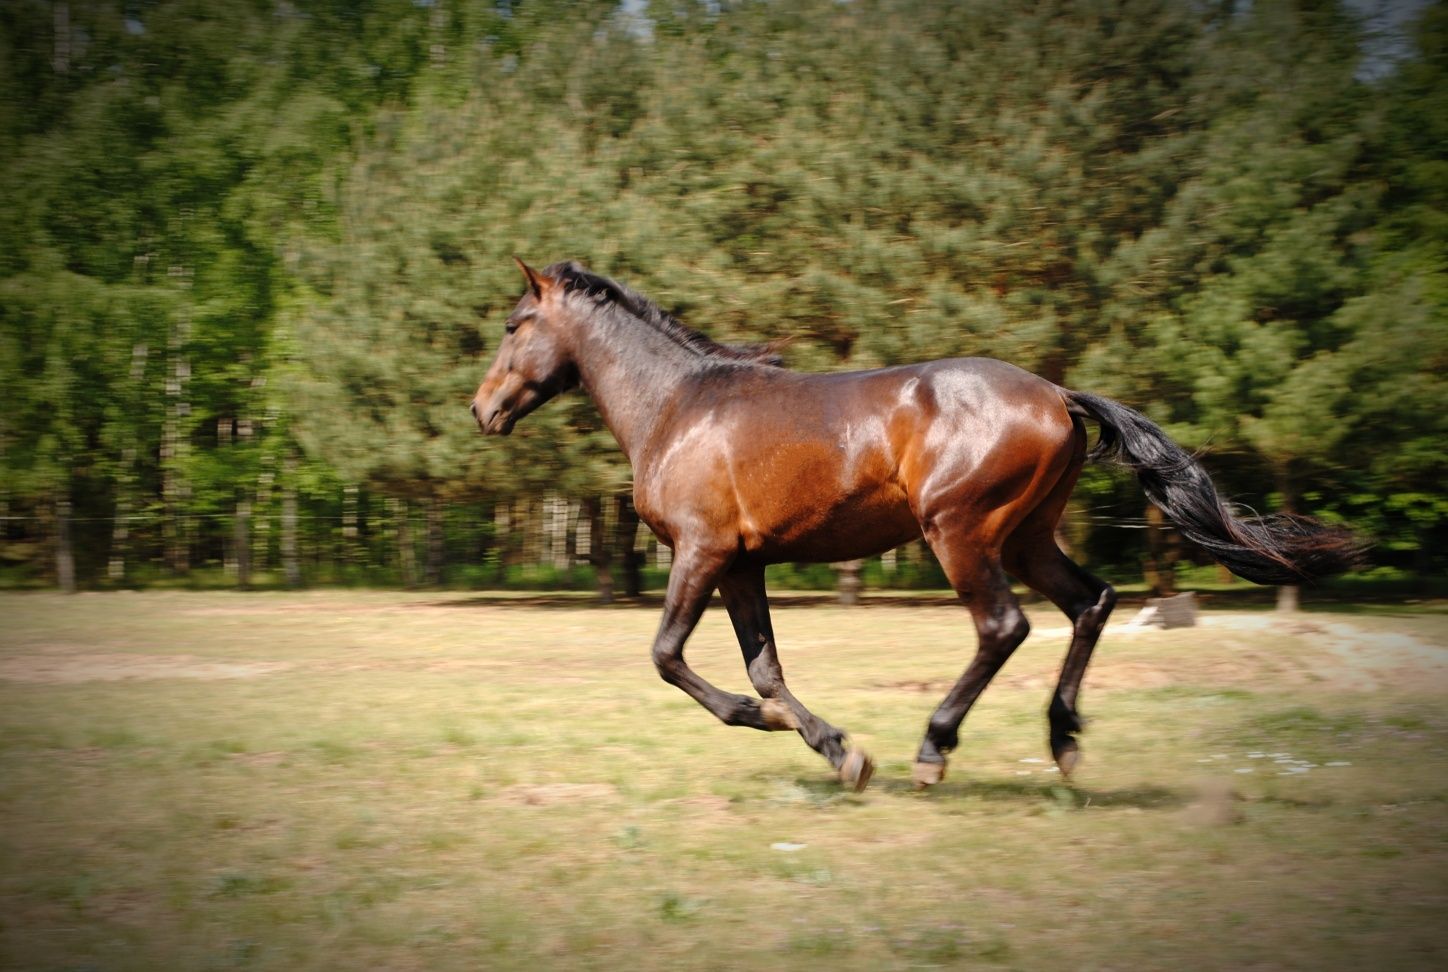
[912,760,946,788]
[839,749,875,792]
[759,698,799,731]
[1053,741,1081,780]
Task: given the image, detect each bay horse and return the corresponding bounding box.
[471,259,1362,791]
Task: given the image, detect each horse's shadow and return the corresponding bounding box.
[421,593,665,610]
[786,773,1187,810]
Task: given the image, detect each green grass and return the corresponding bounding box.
[1,590,1445,971]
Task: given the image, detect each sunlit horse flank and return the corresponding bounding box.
[472,259,1362,791]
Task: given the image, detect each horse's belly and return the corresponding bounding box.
[743,484,921,564]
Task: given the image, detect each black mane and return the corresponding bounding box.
[544,261,783,366]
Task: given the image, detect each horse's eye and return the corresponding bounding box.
[505,320,520,335]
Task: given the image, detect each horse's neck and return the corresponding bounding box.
[572,314,706,464]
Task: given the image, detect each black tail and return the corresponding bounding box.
[1065,390,1366,586]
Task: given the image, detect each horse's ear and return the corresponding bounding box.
[513,257,555,299]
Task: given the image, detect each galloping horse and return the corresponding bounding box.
[471,259,1361,791]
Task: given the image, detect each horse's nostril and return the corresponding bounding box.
[469,401,480,421]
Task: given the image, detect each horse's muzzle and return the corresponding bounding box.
[470,399,512,436]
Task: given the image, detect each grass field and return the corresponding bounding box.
[1,589,1446,971]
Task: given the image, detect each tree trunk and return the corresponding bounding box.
[517,496,539,566]
[163,299,192,575]
[493,500,512,576]
[1274,464,1299,613]
[583,496,613,604]
[52,2,69,74]
[235,497,251,589]
[108,342,149,584]
[564,499,579,568]
[253,452,276,572]
[55,493,75,594]
[426,496,444,586]
[1143,502,1178,596]
[541,492,570,570]
[343,484,359,567]
[108,446,136,584]
[281,452,301,588]
[615,494,642,598]
[394,497,417,587]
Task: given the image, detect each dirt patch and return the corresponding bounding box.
[228,751,289,767]
[496,782,620,806]
[883,614,1448,696]
[0,653,290,683]
[672,794,734,815]
[1314,620,1448,692]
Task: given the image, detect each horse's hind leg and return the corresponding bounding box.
[1005,534,1116,777]
[913,529,1031,786]
[717,564,873,791]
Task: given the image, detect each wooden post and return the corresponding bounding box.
[836,559,863,606]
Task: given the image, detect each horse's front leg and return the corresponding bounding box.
[649,545,798,733]
[717,563,874,791]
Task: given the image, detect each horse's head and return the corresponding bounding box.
[471,259,581,436]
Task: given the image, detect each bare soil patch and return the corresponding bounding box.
[495,782,620,806]
[0,653,290,683]
[880,614,1448,695]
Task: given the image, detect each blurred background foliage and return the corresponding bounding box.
[0,0,1444,595]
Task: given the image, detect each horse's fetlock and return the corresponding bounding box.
[927,715,960,753]
[1049,700,1083,735]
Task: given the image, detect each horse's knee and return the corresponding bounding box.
[982,606,1030,655]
